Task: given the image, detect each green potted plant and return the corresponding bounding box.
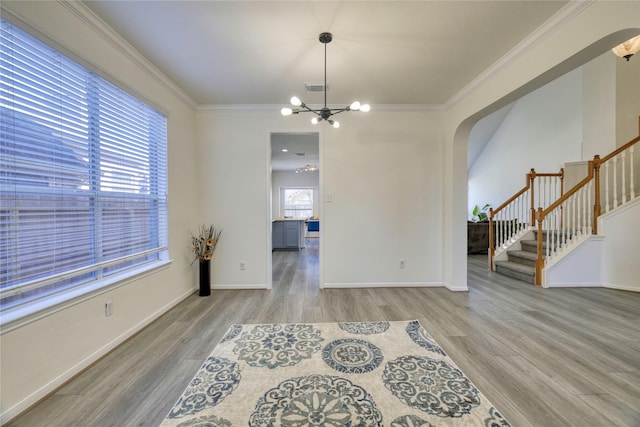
[471,203,490,222]
[468,204,490,254]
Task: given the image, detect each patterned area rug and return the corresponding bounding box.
[161,320,511,426]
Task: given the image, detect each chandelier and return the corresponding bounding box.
[295,164,318,174]
[281,32,370,128]
[612,34,640,61]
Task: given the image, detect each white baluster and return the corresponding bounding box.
[552,209,557,256]
[503,205,507,245]
[572,194,577,241]
[508,206,511,244]
[520,194,525,233]
[605,162,610,213]
[580,189,584,235]
[545,215,550,259]
[516,196,520,235]
[587,180,593,235]
[613,156,618,209]
[526,189,531,226]
[503,209,507,246]
[563,199,568,246]
[498,211,502,248]
[630,146,635,200]
[621,151,626,205]
[576,189,581,236]
[583,187,588,235]
[509,204,514,242]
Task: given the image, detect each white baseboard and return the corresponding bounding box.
[602,283,640,292]
[444,284,469,292]
[323,282,444,289]
[1,288,194,425]
[546,282,602,288]
[212,283,268,290]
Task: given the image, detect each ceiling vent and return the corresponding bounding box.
[295,152,306,156]
[305,83,329,93]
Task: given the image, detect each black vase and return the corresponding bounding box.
[199,260,211,297]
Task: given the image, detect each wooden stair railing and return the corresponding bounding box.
[534,129,640,286]
[488,168,564,269]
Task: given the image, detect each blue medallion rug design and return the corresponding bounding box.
[161,320,511,426]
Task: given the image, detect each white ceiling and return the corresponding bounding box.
[271,132,319,172]
[83,1,569,106]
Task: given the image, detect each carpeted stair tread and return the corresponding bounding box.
[506,250,537,267]
[507,250,537,261]
[520,239,549,252]
[494,260,535,285]
[495,260,535,274]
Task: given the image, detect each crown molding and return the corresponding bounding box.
[444,0,596,109]
[197,104,281,111]
[57,0,197,110]
[197,104,443,112]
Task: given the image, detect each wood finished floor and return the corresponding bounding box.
[9,239,640,426]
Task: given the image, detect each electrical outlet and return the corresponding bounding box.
[105,301,113,317]
[399,259,406,269]
[240,261,246,270]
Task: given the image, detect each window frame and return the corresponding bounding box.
[0,17,171,330]
[280,187,315,219]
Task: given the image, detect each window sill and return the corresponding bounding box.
[0,259,173,334]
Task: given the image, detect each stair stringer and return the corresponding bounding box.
[542,198,640,288]
[491,226,535,270]
[542,234,605,288]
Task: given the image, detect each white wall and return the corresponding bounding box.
[600,199,640,291]
[271,170,319,220]
[616,51,640,146]
[1,2,200,421]
[321,111,444,287]
[197,109,444,289]
[467,69,583,216]
[583,52,617,160]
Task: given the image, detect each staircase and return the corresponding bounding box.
[489,118,640,286]
[494,232,552,284]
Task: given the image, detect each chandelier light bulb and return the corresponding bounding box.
[360,104,371,112]
[311,117,319,125]
[281,107,293,116]
[332,121,340,129]
[291,96,302,106]
[350,101,361,111]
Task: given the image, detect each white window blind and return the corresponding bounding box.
[283,188,313,218]
[0,19,168,311]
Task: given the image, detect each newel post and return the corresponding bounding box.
[535,207,544,287]
[593,155,601,235]
[529,168,536,226]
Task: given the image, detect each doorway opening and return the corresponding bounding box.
[268,132,321,291]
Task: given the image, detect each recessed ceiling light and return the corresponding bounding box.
[282,149,288,152]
